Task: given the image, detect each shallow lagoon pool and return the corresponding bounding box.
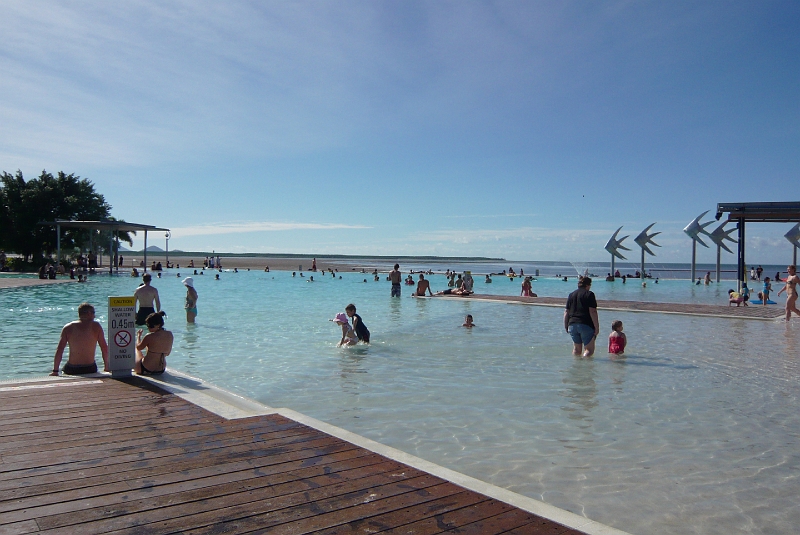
[1,269,798,534]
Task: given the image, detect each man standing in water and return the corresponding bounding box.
[564,276,600,357]
[389,263,402,297]
[134,273,161,326]
[51,303,109,375]
[777,265,800,321]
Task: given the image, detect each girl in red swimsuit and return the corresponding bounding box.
[608,320,627,355]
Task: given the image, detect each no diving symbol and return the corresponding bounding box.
[115,331,132,348]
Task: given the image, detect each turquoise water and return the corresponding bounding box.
[1,269,798,535]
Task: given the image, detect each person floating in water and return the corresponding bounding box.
[51,303,110,376]
[608,320,626,355]
[135,311,172,375]
[346,303,370,344]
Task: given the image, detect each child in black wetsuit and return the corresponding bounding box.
[345,303,370,344]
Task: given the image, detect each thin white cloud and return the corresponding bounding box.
[168,221,371,238]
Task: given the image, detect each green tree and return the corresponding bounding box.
[0,170,129,263]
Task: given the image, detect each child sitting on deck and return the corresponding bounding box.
[608,320,627,355]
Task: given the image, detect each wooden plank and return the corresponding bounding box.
[291,490,489,534]
[37,459,414,534]
[0,433,350,511]
[0,424,324,499]
[0,416,316,465]
[115,474,446,535]
[34,451,386,531]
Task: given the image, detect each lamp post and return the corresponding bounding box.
[683,211,713,283]
[634,223,660,281]
[785,223,800,266]
[709,222,736,282]
[165,231,171,267]
[604,226,630,278]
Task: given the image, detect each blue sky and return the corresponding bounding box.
[2,1,798,263]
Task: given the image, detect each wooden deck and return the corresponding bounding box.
[0,377,589,535]
[437,294,785,320]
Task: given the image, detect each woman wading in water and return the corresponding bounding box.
[183,277,198,323]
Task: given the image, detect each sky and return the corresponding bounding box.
[1,1,798,264]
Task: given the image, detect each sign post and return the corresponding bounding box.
[108,296,136,377]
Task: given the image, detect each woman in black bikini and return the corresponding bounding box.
[135,312,173,375]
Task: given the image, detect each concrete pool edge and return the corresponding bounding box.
[138,368,634,535]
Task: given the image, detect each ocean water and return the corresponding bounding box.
[1,268,798,535]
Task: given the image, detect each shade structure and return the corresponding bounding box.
[40,219,170,273]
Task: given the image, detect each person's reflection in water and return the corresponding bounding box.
[180,324,199,373]
[389,296,402,323]
[339,352,368,392]
[560,357,598,424]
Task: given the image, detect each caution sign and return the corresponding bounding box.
[108,296,136,375]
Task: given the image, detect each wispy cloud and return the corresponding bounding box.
[168,221,371,238]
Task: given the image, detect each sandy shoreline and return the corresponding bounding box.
[118,255,456,273]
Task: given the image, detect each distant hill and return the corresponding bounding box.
[145,245,164,252]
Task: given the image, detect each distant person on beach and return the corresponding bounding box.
[134,274,161,326]
[413,274,433,296]
[183,277,198,323]
[312,258,317,271]
[608,320,626,355]
[756,265,763,281]
[345,304,370,343]
[51,303,109,376]
[331,312,358,347]
[389,264,402,297]
[135,311,172,375]
[777,265,800,321]
[463,314,475,328]
[564,276,599,357]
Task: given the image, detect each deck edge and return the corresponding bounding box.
[138,371,634,535]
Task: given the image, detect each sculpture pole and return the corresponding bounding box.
[634,223,660,281]
[683,211,713,283]
[604,226,630,279]
[709,222,736,282]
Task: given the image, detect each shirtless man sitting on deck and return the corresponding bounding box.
[134,274,161,326]
[412,274,433,297]
[777,265,800,321]
[51,303,110,375]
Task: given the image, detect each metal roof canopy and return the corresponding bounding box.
[41,219,170,273]
[716,202,800,288]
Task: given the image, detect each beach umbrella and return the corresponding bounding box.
[683,211,714,282]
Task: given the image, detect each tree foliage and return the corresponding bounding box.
[0,170,133,262]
